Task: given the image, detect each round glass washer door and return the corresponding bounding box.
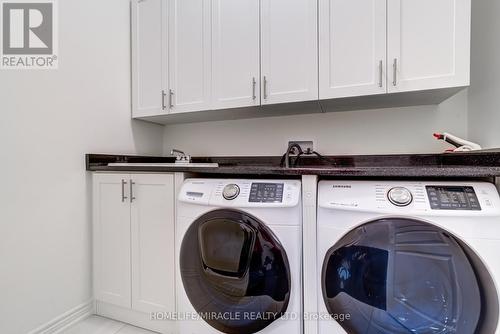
[180,209,291,334]
[322,218,494,334]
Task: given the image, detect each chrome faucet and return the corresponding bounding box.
[170,149,191,163]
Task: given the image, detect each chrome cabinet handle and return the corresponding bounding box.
[169,89,174,108]
[161,90,166,110]
[379,60,383,88]
[130,180,136,203]
[252,77,256,100]
[263,76,268,100]
[393,58,398,86]
[121,179,128,202]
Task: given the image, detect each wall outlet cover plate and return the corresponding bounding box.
[288,141,314,154]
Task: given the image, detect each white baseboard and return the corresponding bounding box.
[96,301,175,334]
[28,300,95,334]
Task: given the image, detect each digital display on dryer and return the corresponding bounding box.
[249,183,284,203]
[426,186,481,210]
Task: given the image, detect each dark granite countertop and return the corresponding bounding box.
[86,152,500,178]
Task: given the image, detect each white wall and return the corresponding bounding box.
[468,0,500,148]
[0,1,163,333]
[163,90,468,156]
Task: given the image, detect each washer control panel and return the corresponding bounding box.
[179,179,301,207]
[426,186,481,210]
[249,183,284,203]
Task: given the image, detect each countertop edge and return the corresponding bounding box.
[86,153,500,178]
[87,165,500,178]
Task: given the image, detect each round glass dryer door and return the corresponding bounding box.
[180,209,291,334]
[322,218,487,334]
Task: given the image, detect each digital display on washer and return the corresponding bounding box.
[249,183,284,203]
[426,186,481,210]
[186,191,204,198]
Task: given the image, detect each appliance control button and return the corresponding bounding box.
[388,187,413,206]
[223,184,240,200]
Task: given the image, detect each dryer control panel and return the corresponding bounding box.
[426,186,480,210]
[318,181,500,216]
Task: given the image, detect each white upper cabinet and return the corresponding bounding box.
[168,0,212,113]
[131,0,168,117]
[387,0,471,93]
[319,0,387,99]
[211,0,260,109]
[131,174,175,314]
[131,0,471,122]
[260,0,318,105]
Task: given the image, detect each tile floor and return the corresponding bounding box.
[61,315,158,334]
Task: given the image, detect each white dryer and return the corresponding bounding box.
[317,180,500,334]
[176,179,302,334]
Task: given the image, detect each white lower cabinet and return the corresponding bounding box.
[93,173,175,316]
[93,174,132,308]
[131,174,175,314]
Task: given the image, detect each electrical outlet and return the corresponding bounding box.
[288,141,314,155]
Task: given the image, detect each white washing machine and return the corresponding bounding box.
[176,178,302,334]
[317,180,500,334]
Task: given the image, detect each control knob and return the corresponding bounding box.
[223,184,240,200]
[388,187,413,206]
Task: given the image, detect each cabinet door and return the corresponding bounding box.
[131,0,168,117]
[130,174,175,314]
[169,0,212,113]
[212,0,260,109]
[93,174,131,308]
[388,0,471,93]
[261,0,318,105]
[319,0,386,99]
